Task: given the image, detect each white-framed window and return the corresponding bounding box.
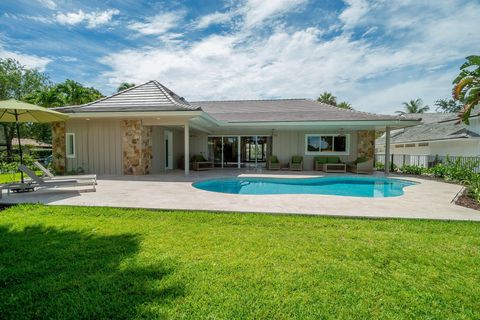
[66,133,76,158]
[305,134,349,155]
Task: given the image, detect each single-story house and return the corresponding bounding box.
[375,113,480,158]
[52,80,419,175]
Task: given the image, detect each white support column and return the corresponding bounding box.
[237,136,241,168]
[254,136,258,169]
[184,122,190,176]
[385,126,391,175]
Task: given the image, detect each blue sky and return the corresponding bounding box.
[0,0,479,114]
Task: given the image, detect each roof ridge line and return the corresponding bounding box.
[308,99,403,120]
[152,81,199,111]
[151,80,180,107]
[75,80,156,109]
[191,98,307,103]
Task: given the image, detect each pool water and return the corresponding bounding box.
[193,176,416,198]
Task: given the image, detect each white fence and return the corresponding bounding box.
[375,154,480,172]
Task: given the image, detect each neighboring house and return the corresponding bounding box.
[11,138,52,149]
[52,80,419,175]
[376,113,480,158]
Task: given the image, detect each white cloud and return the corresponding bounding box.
[0,45,51,71]
[192,0,307,30]
[339,0,370,30]
[56,10,85,25]
[55,9,119,28]
[240,0,308,28]
[99,0,480,114]
[37,0,56,10]
[128,12,184,36]
[350,71,458,113]
[194,11,233,30]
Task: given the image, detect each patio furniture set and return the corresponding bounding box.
[267,155,373,174]
[187,153,373,173]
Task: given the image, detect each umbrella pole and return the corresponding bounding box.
[14,110,24,184]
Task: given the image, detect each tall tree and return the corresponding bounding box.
[0,58,49,157]
[396,99,430,115]
[453,55,480,124]
[23,86,65,143]
[317,92,337,106]
[117,82,136,92]
[56,79,103,105]
[25,86,64,108]
[434,98,461,113]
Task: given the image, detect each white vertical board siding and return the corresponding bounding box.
[173,128,185,169]
[190,132,208,158]
[151,126,165,174]
[65,119,122,175]
[273,131,300,165]
[273,130,358,170]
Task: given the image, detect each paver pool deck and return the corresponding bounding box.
[1,169,479,221]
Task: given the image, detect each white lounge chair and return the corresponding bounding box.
[0,165,96,198]
[34,161,97,184]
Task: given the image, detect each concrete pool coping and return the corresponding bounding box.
[1,169,479,221]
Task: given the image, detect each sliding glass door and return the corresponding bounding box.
[207,135,271,168]
[208,137,223,167]
[240,136,271,168]
[223,137,239,167]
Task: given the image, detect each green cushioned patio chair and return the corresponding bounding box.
[289,156,303,171]
[267,155,281,170]
[327,156,340,163]
[314,156,328,170]
[191,154,213,171]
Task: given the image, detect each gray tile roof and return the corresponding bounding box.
[400,113,456,124]
[53,80,418,123]
[56,80,200,113]
[192,99,408,122]
[376,116,479,144]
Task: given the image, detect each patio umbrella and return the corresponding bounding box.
[0,99,69,183]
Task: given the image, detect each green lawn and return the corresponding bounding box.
[1,205,479,319]
[0,171,43,184]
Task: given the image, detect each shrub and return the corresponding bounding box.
[426,163,447,178]
[442,157,480,183]
[375,162,384,170]
[466,174,480,203]
[401,165,425,175]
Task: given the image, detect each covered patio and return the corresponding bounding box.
[1,169,479,221]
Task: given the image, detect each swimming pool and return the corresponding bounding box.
[192,176,416,198]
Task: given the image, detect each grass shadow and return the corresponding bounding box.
[0,225,183,319]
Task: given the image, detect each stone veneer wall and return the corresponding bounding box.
[51,121,66,174]
[122,120,152,175]
[357,130,375,159]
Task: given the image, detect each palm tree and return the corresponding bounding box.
[396,99,429,115]
[117,82,136,92]
[434,98,461,113]
[317,92,337,106]
[453,55,480,124]
[337,101,353,110]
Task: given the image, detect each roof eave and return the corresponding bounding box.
[217,119,421,127]
[63,110,204,118]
